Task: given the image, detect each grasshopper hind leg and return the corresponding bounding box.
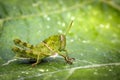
[13,39,34,49]
[12,46,39,65]
[12,46,27,57]
[12,46,34,58]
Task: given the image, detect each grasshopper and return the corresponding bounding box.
[12,21,75,66]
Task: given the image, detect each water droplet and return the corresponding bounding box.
[32,2,41,7]
[21,71,25,73]
[70,39,74,42]
[80,53,84,56]
[104,74,108,76]
[18,75,20,77]
[105,24,110,29]
[78,38,81,41]
[109,69,112,72]
[82,40,90,43]
[32,3,37,7]
[62,22,65,27]
[111,39,117,43]
[58,30,63,33]
[99,24,104,28]
[88,5,92,9]
[93,11,98,15]
[13,6,17,9]
[46,69,49,71]
[112,33,117,38]
[43,15,51,21]
[44,14,47,18]
[93,72,98,75]
[37,30,41,35]
[85,28,88,32]
[38,30,41,33]
[38,69,45,72]
[108,15,112,19]
[62,7,66,11]
[25,72,29,74]
[95,48,98,51]
[57,21,61,25]
[21,71,29,74]
[46,17,50,21]
[71,16,75,20]
[46,25,50,29]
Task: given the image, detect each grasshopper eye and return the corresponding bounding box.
[59,34,66,51]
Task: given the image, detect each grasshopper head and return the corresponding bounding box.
[59,34,66,51]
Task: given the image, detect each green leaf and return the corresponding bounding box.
[0,0,120,80]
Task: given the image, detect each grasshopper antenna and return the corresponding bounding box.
[65,20,73,35]
[64,20,74,61]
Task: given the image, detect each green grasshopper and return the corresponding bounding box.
[12,21,75,66]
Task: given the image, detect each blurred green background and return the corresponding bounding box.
[0,0,120,80]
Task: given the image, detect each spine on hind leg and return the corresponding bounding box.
[12,46,33,58]
[12,46,25,53]
[13,39,33,48]
[12,46,33,54]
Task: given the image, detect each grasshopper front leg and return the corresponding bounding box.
[59,50,75,64]
[59,53,75,64]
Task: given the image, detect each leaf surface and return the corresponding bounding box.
[0,0,120,80]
